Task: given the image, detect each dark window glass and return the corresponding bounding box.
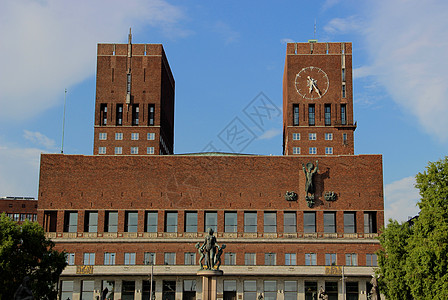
[283,212,297,233]
[205,212,217,232]
[116,104,123,126]
[308,105,315,126]
[127,74,131,94]
[342,84,346,98]
[185,212,198,232]
[148,104,155,126]
[293,104,299,126]
[344,212,356,233]
[145,211,158,232]
[324,212,336,233]
[341,104,346,125]
[165,212,178,232]
[325,281,338,299]
[125,211,138,232]
[122,281,135,299]
[225,212,237,232]
[303,212,316,233]
[105,211,118,232]
[84,211,98,233]
[324,104,331,126]
[132,104,139,126]
[305,282,317,300]
[364,212,377,233]
[100,104,107,126]
[64,212,78,232]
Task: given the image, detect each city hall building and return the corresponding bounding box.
[38,34,384,300]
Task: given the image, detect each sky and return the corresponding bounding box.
[1,0,448,223]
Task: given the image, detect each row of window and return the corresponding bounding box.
[61,279,369,300]
[60,211,378,234]
[292,147,333,155]
[99,132,156,141]
[100,103,155,126]
[6,213,37,222]
[293,104,346,126]
[98,146,155,155]
[67,251,378,267]
[292,133,338,141]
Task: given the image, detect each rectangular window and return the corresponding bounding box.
[125,211,138,232]
[305,282,318,300]
[292,147,300,154]
[131,147,138,154]
[164,253,176,265]
[304,212,316,233]
[325,147,333,155]
[123,281,135,299]
[185,212,198,232]
[346,282,358,299]
[324,212,336,233]
[147,147,155,154]
[264,281,277,300]
[147,133,155,140]
[98,147,106,154]
[245,253,256,265]
[344,212,356,233]
[324,104,331,125]
[293,104,299,126]
[165,212,178,232]
[145,211,158,232]
[100,104,107,125]
[184,252,196,265]
[64,212,78,232]
[66,253,75,265]
[309,133,316,140]
[83,253,95,265]
[284,281,297,300]
[116,104,123,126]
[104,252,116,265]
[84,211,98,233]
[292,133,300,140]
[265,253,276,265]
[205,212,217,232]
[285,253,296,265]
[342,84,346,98]
[244,212,257,232]
[132,104,139,125]
[364,212,377,233]
[366,254,378,266]
[308,104,315,126]
[325,253,337,266]
[61,281,74,300]
[99,132,107,140]
[244,280,257,300]
[342,68,346,82]
[104,211,118,232]
[115,132,123,140]
[224,212,238,232]
[127,73,131,93]
[264,212,277,233]
[343,133,348,143]
[341,104,347,125]
[131,133,139,140]
[225,253,236,265]
[81,280,95,300]
[148,104,155,126]
[325,133,333,140]
[345,253,358,266]
[309,147,317,154]
[305,253,317,266]
[115,147,122,155]
[124,252,136,265]
[284,212,296,233]
[144,252,156,265]
[325,282,338,298]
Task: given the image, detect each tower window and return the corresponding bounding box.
[98,147,106,154]
[148,104,155,126]
[292,147,300,154]
[342,68,346,82]
[131,133,139,140]
[147,133,155,140]
[324,104,331,126]
[309,147,317,154]
[116,104,123,126]
[115,133,123,140]
[293,104,299,126]
[325,133,333,140]
[100,104,107,126]
[99,133,107,140]
[115,147,122,155]
[341,104,347,125]
[342,84,346,98]
[325,147,333,154]
[309,133,316,140]
[343,133,348,144]
[292,133,300,140]
[308,105,315,126]
[132,105,139,125]
[127,74,131,94]
[147,147,155,154]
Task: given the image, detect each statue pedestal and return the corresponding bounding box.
[197,270,223,300]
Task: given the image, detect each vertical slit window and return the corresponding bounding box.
[342,84,346,98]
[341,104,347,125]
[148,104,155,126]
[342,68,346,82]
[324,104,331,126]
[132,104,139,126]
[308,105,315,126]
[100,104,107,126]
[293,104,299,126]
[116,104,123,126]
[127,74,131,94]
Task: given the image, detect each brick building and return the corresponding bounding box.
[1,196,38,223]
[38,38,384,300]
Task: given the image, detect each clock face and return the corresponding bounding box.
[295,66,329,100]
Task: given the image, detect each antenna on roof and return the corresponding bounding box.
[61,88,67,154]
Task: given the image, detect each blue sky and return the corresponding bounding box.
[1,0,448,222]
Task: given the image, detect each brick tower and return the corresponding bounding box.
[283,41,356,156]
[93,30,175,155]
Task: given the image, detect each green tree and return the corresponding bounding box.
[0,213,67,300]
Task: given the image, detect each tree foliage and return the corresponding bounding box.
[377,157,448,299]
[0,213,67,300]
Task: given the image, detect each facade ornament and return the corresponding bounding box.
[302,161,318,208]
[196,228,226,270]
[318,286,328,300]
[324,191,337,202]
[285,191,298,201]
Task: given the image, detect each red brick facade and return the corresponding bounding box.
[0,197,38,223]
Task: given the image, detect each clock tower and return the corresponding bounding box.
[283,41,356,156]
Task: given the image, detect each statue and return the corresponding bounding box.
[284,191,298,202]
[317,286,328,300]
[369,276,380,300]
[302,161,318,207]
[197,227,225,270]
[14,276,34,300]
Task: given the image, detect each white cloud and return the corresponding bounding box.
[280,38,294,44]
[0,0,186,120]
[23,130,56,150]
[323,16,363,35]
[360,0,448,141]
[322,0,341,11]
[258,128,282,140]
[384,176,420,223]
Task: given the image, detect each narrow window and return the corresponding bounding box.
[244,253,256,265]
[283,212,297,233]
[325,253,337,266]
[125,211,138,232]
[293,104,299,126]
[303,212,316,233]
[324,104,331,125]
[324,212,336,233]
[127,74,131,94]
[104,211,118,232]
[116,104,123,126]
[64,212,78,232]
[342,84,346,98]
[343,133,348,143]
[144,252,156,265]
[342,68,346,82]
[165,212,178,232]
[132,104,139,125]
[224,212,237,232]
[145,212,158,232]
[225,253,236,265]
[84,211,98,233]
[345,253,357,266]
[100,104,107,126]
[148,104,155,126]
[205,212,218,232]
[264,212,277,233]
[341,104,347,125]
[305,253,316,266]
[344,212,356,233]
[308,104,315,126]
[185,212,198,232]
[244,212,257,233]
[364,212,377,233]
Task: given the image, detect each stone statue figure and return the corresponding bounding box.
[215,244,226,269]
[317,286,328,300]
[197,227,226,270]
[302,161,319,196]
[195,242,206,269]
[369,276,380,300]
[14,276,34,300]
